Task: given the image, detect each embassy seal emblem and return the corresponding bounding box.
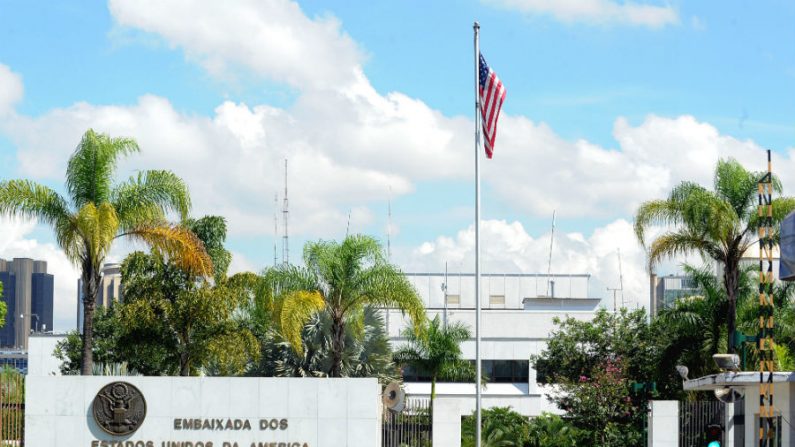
[92,381,147,436]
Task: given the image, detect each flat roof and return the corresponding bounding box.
[683,372,795,391]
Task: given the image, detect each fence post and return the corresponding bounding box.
[648,400,679,447]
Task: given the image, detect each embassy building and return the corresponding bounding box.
[387,271,601,431]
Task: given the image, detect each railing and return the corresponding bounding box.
[679,400,724,447]
[382,398,432,447]
[0,370,24,446]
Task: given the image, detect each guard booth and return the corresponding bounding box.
[682,372,794,445]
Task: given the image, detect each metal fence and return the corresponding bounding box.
[679,400,724,447]
[0,371,24,446]
[382,398,432,447]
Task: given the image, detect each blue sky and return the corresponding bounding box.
[0,0,794,329]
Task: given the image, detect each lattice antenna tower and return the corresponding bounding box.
[282,158,289,266]
[273,193,279,267]
[758,149,775,446]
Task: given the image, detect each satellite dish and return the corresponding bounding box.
[714,386,744,404]
[382,381,406,412]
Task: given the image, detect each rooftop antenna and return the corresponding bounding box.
[387,186,393,260]
[282,158,289,266]
[618,248,625,307]
[546,210,556,297]
[273,193,279,267]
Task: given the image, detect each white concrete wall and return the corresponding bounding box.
[27,334,64,376]
[26,376,381,447]
[648,400,678,447]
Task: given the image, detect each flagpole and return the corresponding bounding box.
[473,20,482,447]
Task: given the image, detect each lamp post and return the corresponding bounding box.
[20,313,39,333]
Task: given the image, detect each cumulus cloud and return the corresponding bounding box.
[0,64,23,116]
[485,0,679,28]
[108,0,363,90]
[398,218,666,311]
[0,217,80,332]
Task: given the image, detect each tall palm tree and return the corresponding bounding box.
[654,264,740,378]
[394,315,475,410]
[635,158,795,353]
[0,129,211,374]
[265,234,425,377]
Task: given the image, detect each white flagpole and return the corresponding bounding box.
[473,20,483,447]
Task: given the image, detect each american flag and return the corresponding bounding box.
[479,53,506,159]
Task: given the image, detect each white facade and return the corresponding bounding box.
[27,376,381,447]
[388,272,601,421]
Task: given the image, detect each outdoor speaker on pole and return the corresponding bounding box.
[780,211,795,281]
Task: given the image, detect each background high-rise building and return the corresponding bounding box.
[0,258,54,349]
[76,263,123,333]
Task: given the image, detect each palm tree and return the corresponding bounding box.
[0,129,211,374]
[394,315,475,410]
[654,264,740,378]
[265,234,425,377]
[255,306,397,380]
[635,158,795,353]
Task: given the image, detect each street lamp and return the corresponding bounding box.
[20,313,39,333]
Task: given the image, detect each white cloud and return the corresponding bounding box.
[398,218,660,311]
[0,217,80,332]
[486,0,679,28]
[108,0,363,90]
[485,114,794,219]
[1,95,419,238]
[0,64,23,116]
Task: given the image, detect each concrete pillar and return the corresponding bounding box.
[432,397,473,447]
[648,400,678,447]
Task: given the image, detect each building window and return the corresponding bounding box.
[489,295,505,306]
[400,360,530,384]
[481,360,529,383]
[445,294,460,305]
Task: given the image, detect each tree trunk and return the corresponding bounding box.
[180,352,190,376]
[724,257,739,355]
[80,259,100,375]
[330,314,345,377]
[179,332,190,376]
[430,375,436,416]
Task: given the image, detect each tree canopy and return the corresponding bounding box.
[635,158,795,352]
[0,129,210,374]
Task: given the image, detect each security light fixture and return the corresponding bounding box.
[712,354,740,372]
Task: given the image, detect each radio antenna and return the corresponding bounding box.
[546,210,556,296]
[387,186,393,260]
[273,193,279,267]
[282,158,289,266]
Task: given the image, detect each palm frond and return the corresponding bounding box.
[648,231,723,268]
[0,179,72,224]
[119,224,212,276]
[278,290,325,355]
[75,202,120,266]
[67,129,140,206]
[111,170,191,230]
[0,179,82,262]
